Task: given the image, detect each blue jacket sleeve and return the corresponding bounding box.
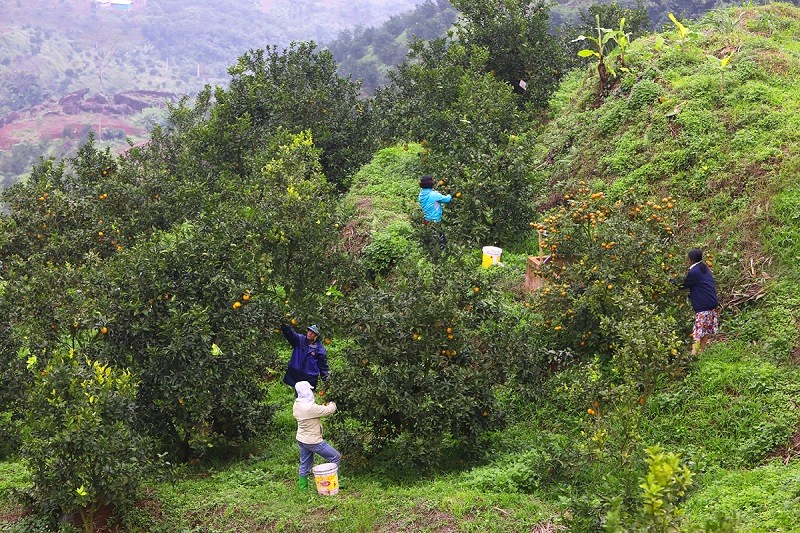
[432,191,452,204]
[680,269,700,289]
[281,324,301,347]
[317,351,330,379]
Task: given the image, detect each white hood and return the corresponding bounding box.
[295,381,315,403]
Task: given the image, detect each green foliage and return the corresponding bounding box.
[362,222,416,275]
[0,122,341,463]
[641,343,800,469]
[449,0,564,109]
[328,0,457,95]
[638,445,693,532]
[375,40,538,245]
[329,255,533,467]
[628,79,663,111]
[215,42,373,188]
[21,346,149,527]
[345,143,426,230]
[684,459,800,531]
[531,186,684,361]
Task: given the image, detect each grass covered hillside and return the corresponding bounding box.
[2,2,800,532]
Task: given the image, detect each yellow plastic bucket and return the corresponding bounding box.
[481,246,503,268]
[312,462,339,496]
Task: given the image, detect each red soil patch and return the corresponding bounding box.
[0,113,145,151]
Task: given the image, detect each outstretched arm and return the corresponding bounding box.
[281,324,302,347]
[432,191,452,204]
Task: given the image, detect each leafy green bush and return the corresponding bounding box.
[21,346,150,528]
[362,222,416,275]
[628,79,662,111]
[329,255,529,467]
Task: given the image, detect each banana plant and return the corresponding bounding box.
[573,15,632,98]
[669,13,692,44]
[708,51,735,92]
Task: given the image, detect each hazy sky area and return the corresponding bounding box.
[0,0,431,96]
[0,0,433,184]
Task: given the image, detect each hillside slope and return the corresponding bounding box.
[520,3,800,529]
[2,3,800,532]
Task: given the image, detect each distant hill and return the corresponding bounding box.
[0,0,429,185]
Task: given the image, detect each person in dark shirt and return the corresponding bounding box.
[678,248,719,354]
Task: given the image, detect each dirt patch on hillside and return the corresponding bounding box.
[0,89,174,154]
[0,502,27,527]
[378,504,463,532]
[0,113,145,150]
[768,422,800,464]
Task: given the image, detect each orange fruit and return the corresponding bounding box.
[481,411,488,417]
[324,338,331,345]
[473,287,480,293]
[455,192,462,198]
[100,326,108,335]
[242,293,250,301]
[232,301,242,309]
[318,391,325,397]
[446,327,453,334]
[587,408,596,416]
[290,318,298,326]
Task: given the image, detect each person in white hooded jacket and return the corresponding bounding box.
[293,381,341,490]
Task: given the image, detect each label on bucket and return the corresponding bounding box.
[312,463,339,496]
[481,246,503,268]
[314,473,339,495]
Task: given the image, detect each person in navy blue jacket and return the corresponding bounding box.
[282,323,330,390]
[678,248,719,354]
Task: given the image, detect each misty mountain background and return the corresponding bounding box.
[0,0,752,186]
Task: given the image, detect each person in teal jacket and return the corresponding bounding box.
[418,174,451,250]
[418,174,452,223]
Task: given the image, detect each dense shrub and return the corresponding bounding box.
[530,184,685,362]
[328,254,534,467]
[21,346,150,528]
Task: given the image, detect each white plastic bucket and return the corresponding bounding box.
[481,246,503,267]
[312,462,339,496]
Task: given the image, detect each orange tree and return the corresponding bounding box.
[0,122,341,461]
[21,344,150,529]
[525,186,690,526]
[373,39,540,246]
[326,253,541,468]
[213,41,375,189]
[449,0,564,109]
[529,184,686,366]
